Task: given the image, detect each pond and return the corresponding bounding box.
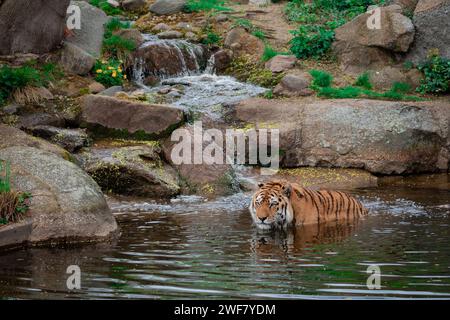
[0,175,449,299]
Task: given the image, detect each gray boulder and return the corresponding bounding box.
[65,1,108,58]
[77,144,180,198]
[26,125,91,153]
[81,95,185,139]
[149,0,187,15]
[59,42,96,75]
[273,73,314,97]
[230,98,450,175]
[122,0,146,11]
[406,0,450,63]
[0,144,118,247]
[0,0,70,55]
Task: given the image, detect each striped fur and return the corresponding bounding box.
[249,180,368,230]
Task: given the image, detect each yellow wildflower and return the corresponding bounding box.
[112,72,117,78]
[123,75,127,79]
[96,69,103,74]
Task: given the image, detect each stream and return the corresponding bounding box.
[0,175,449,299]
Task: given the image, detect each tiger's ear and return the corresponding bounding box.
[258,183,264,188]
[282,183,292,198]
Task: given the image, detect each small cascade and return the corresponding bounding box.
[131,34,208,82]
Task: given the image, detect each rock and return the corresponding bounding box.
[0,0,70,55]
[369,66,423,90]
[414,0,448,13]
[162,124,239,198]
[1,104,21,115]
[209,49,233,73]
[184,31,199,42]
[224,27,265,59]
[273,73,314,97]
[0,146,118,246]
[99,86,124,96]
[88,81,106,94]
[26,125,91,152]
[59,42,96,75]
[16,112,66,131]
[389,0,419,12]
[121,0,146,11]
[130,39,208,78]
[152,23,171,33]
[265,55,297,73]
[81,95,184,139]
[77,144,180,198]
[230,98,449,175]
[65,1,108,58]
[215,14,228,22]
[149,0,187,15]
[113,28,144,47]
[0,124,69,159]
[157,30,183,39]
[333,5,415,73]
[406,0,450,63]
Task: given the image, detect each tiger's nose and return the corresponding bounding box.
[259,217,267,222]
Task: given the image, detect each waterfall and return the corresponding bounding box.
[131,35,208,82]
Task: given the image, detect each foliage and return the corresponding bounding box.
[0,161,32,225]
[286,0,385,59]
[290,24,335,59]
[391,81,411,94]
[103,35,136,59]
[90,0,123,15]
[105,17,131,38]
[184,0,232,12]
[261,45,289,62]
[94,59,126,87]
[354,72,372,90]
[0,63,61,106]
[252,29,266,40]
[417,54,450,94]
[201,31,222,45]
[225,55,284,88]
[309,69,333,88]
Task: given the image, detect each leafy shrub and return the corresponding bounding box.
[309,69,333,88]
[202,31,222,45]
[290,24,335,59]
[103,35,136,58]
[94,59,126,87]
[0,161,31,225]
[90,0,123,15]
[0,63,60,106]
[184,0,231,12]
[417,54,450,94]
[354,72,372,90]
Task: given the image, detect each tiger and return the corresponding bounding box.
[249,180,368,230]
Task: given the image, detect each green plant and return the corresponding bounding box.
[103,35,136,58]
[105,17,131,38]
[354,72,372,90]
[233,18,254,30]
[309,69,333,88]
[90,0,123,15]
[94,59,126,87]
[0,161,11,193]
[202,31,221,45]
[252,29,266,40]
[290,24,335,59]
[225,55,283,87]
[261,45,288,62]
[0,63,59,106]
[417,54,450,94]
[184,0,231,12]
[391,81,411,94]
[263,89,274,99]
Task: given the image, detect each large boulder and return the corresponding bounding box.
[224,27,265,60]
[405,0,450,63]
[273,73,314,97]
[229,98,450,175]
[59,1,108,74]
[77,144,180,198]
[0,126,118,248]
[0,0,70,55]
[122,0,146,11]
[333,5,415,73]
[130,39,208,79]
[81,95,185,139]
[162,124,240,198]
[389,0,419,12]
[149,0,187,15]
[26,125,91,153]
[265,55,297,73]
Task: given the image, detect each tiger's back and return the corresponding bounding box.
[290,184,368,226]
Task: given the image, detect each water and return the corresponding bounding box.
[1,175,449,299]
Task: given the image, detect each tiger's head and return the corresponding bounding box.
[249,180,294,231]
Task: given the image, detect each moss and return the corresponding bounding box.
[225,55,284,88]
